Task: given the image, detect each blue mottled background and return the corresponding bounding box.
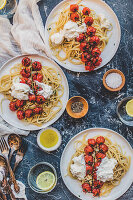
[14,0,133,199]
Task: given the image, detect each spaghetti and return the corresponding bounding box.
[49,0,112,71]
[68,134,130,197]
[0,57,64,126]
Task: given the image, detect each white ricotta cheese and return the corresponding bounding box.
[98,13,110,29]
[96,157,117,182]
[63,21,87,41]
[35,81,53,99]
[11,77,32,100]
[70,154,86,181]
[50,21,87,45]
[51,31,64,45]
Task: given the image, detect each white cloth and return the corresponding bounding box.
[11,180,27,200]
[0,0,50,136]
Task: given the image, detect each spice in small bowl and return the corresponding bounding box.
[66,96,88,118]
[103,69,125,91]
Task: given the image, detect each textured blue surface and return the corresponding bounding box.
[14,0,133,199]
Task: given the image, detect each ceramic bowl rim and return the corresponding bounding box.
[28,162,57,194]
[37,127,62,152]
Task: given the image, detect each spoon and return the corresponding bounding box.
[8,134,22,163]
[0,155,16,200]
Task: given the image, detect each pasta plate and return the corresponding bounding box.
[60,128,133,200]
[0,54,69,130]
[45,0,121,72]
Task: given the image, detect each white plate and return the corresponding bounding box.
[0,54,69,131]
[45,0,121,72]
[60,128,133,200]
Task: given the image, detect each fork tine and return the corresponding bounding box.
[0,138,4,152]
[2,137,8,150]
[1,137,5,150]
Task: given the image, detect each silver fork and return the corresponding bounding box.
[0,137,20,193]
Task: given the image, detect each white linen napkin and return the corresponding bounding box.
[0,0,50,136]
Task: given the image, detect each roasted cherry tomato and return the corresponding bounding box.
[70,4,79,12]
[81,52,91,62]
[88,138,96,146]
[29,94,36,102]
[70,13,79,22]
[93,172,97,180]
[86,164,93,174]
[32,73,43,82]
[94,180,103,188]
[22,57,31,67]
[15,100,25,108]
[84,17,94,26]
[82,7,90,15]
[92,57,102,66]
[91,47,101,57]
[99,144,108,153]
[20,77,32,87]
[87,26,96,36]
[96,136,105,144]
[9,102,17,111]
[89,36,100,46]
[92,188,100,196]
[96,152,106,160]
[17,110,25,120]
[84,155,93,165]
[33,85,42,95]
[20,68,31,78]
[94,161,101,169]
[76,33,85,42]
[84,145,94,154]
[32,61,42,71]
[82,183,91,193]
[25,109,33,118]
[33,107,43,114]
[85,61,95,71]
[36,95,45,104]
[80,42,89,51]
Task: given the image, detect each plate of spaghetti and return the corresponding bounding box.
[0,54,69,130]
[45,0,121,72]
[60,128,133,199]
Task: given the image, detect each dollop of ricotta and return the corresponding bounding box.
[51,32,64,45]
[50,21,87,45]
[98,13,110,29]
[96,157,117,182]
[70,154,86,181]
[35,81,53,99]
[11,77,32,100]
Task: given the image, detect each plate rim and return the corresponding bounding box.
[60,127,133,200]
[44,0,121,72]
[0,54,69,131]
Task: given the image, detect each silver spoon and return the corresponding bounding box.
[8,134,22,163]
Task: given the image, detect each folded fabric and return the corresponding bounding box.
[0,0,50,136]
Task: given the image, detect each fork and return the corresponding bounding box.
[0,137,20,193]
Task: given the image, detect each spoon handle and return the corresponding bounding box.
[9,148,15,163]
[0,188,7,200]
[2,177,16,200]
[6,159,20,193]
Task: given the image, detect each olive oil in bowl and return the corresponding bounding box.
[37,127,61,151]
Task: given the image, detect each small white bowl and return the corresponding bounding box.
[37,127,62,152]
